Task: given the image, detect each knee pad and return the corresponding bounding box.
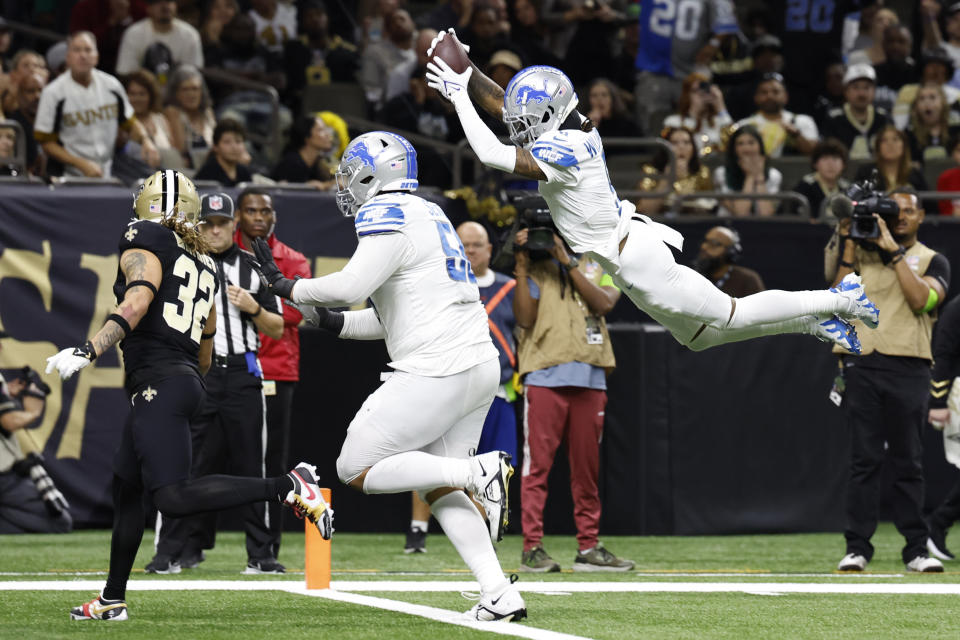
[335,449,364,487]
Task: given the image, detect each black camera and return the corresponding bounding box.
[831,174,900,240]
[519,208,557,251]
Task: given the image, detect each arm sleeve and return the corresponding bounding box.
[931,297,960,408]
[340,307,386,340]
[924,252,951,294]
[451,91,516,173]
[292,232,413,307]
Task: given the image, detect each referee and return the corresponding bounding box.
[146,192,285,574]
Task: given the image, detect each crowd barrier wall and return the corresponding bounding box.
[0,185,957,533]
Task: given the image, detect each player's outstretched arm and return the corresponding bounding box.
[426,57,546,180]
[467,62,506,120]
[46,248,161,380]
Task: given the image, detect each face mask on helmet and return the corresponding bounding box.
[335,131,419,216]
[133,170,201,226]
[502,66,579,149]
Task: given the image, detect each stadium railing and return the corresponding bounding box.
[629,190,813,219]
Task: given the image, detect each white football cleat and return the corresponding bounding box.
[831,273,879,329]
[468,451,513,543]
[905,554,944,573]
[463,587,527,622]
[837,553,867,571]
[284,462,334,540]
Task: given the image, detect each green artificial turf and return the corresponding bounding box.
[3,524,960,639]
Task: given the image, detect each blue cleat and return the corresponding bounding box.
[812,315,861,354]
[831,273,879,329]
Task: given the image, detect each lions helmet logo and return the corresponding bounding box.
[344,141,377,170]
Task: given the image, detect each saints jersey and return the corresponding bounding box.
[530,126,624,265]
[353,193,498,376]
[112,219,218,385]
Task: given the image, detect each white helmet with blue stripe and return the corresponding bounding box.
[335,131,419,216]
[502,66,579,149]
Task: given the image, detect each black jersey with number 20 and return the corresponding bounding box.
[112,219,219,388]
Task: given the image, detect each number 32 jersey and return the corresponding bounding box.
[112,219,218,385]
[354,193,497,377]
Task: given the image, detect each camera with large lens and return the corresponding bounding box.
[832,175,900,240]
[511,194,556,251]
[519,208,557,251]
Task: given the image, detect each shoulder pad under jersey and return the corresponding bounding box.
[530,129,598,168]
[354,197,409,237]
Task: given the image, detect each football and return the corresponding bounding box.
[430,31,471,74]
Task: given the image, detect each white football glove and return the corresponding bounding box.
[426,57,473,103]
[425,27,471,60]
[45,343,96,380]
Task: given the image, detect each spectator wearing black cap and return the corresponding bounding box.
[724,34,784,121]
[821,63,892,161]
[146,192,285,575]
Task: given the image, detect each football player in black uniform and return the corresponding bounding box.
[46,170,332,622]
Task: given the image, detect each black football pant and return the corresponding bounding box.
[929,473,960,531]
[264,380,295,558]
[156,364,274,563]
[842,359,930,563]
[105,374,286,601]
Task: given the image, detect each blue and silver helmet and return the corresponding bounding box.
[335,131,419,216]
[502,66,579,149]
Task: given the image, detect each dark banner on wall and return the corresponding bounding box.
[1,184,958,531]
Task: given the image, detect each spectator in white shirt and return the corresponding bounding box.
[115,0,203,75]
[34,31,158,178]
[734,72,819,157]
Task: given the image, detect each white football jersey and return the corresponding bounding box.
[353,193,498,376]
[530,126,625,265]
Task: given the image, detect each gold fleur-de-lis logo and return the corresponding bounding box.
[142,386,157,402]
[125,227,139,242]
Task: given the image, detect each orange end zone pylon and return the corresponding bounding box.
[305,487,332,589]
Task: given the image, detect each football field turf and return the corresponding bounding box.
[3,524,960,639]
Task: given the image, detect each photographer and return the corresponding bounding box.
[0,333,71,534]
[513,215,633,573]
[825,186,950,573]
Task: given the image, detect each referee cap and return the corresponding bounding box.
[200,192,235,221]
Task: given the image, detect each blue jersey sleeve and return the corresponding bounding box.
[354,201,407,237]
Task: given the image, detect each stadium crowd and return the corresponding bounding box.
[0,0,956,218]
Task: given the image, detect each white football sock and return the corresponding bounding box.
[690,316,811,350]
[410,519,429,532]
[727,290,846,329]
[362,452,471,494]
[431,491,508,595]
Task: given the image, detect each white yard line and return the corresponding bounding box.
[299,588,592,640]
[3,579,960,595]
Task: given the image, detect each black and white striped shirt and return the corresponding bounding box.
[210,244,280,356]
